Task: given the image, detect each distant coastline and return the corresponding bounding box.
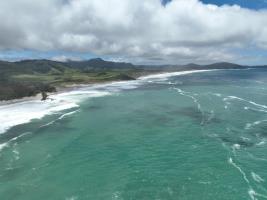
[0,58,260,102]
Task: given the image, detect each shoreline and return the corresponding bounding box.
[0,72,157,107]
[0,94,43,106]
[0,67,247,107]
[0,68,253,135]
[0,81,121,107]
[0,67,253,107]
[0,69,201,107]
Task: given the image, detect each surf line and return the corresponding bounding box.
[245,119,267,130]
[172,87,207,125]
[224,96,267,110]
[40,109,80,128]
[0,132,32,153]
[228,157,267,200]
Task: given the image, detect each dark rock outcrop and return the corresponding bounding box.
[41,91,48,101]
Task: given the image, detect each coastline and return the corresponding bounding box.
[0,75,142,134]
[0,68,228,134]
[0,82,113,107]
[0,72,156,107]
[0,68,229,107]
[0,69,206,106]
[0,94,43,106]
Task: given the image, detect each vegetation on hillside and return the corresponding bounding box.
[0,59,156,100]
[0,58,251,101]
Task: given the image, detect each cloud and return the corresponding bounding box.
[1,0,267,64]
[50,55,83,62]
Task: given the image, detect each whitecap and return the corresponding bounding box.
[245,123,252,129]
[228,157,250,184]
[248,188,267,200]
[224,96,267,110]
[198,181,211,185]
[12,146,20,160]
[0,142,8,152]
[10,132,32,142]
[173,87,203,113]
[245,120,267,130]
[248,189,257,200]
[256,139,266,146]
[251,172,265,183]
[233,143,241,150]
[244,107,267,113]
[40,110,79,128]
[58,110,79,120]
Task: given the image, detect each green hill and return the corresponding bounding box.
[0,59,253,101]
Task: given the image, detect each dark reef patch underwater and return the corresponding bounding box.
[1,68,267,200]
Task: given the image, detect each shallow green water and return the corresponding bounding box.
[1,69,267,200]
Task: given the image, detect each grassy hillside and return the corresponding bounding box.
[0,59,252,101]
[0,59,155,100]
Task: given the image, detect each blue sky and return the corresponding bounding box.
[163,0,267,9]
[202,0,267,9]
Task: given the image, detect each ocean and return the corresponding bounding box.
[0,68,267,200]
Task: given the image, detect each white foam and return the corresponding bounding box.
[228,157,267,200]
[244,107,267,113]
[245,123,252,129]
[198,181,212,185]
[245,120,267,130]
[231,143,241,156]
[12,145,20,160]
[248,189,257,200]
[0,90,110,134]
[139,69,218,81]
[248,189,267,200]
[40,110,80,128]
[14,132,32,141]
[90,80,141,91]
[256,139,266,146]
[0,142,8,152]
[58,110,79,120]
[173,87,203,119]
[0,99,78,134]
[214,93,222,97]
[224,96,267,110]
[233,144,241,150]
[228,157,250,184]
[251,172,265,183]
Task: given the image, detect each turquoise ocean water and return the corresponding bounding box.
[0,69,267,200]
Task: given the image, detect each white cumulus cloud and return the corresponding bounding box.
[0,0,267,64]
